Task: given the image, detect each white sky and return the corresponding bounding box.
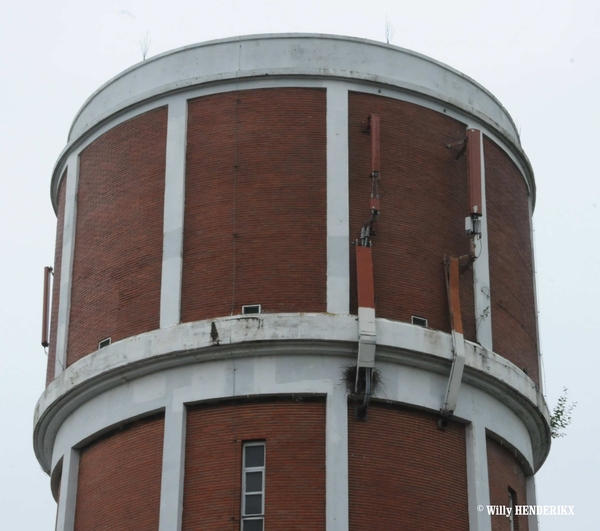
[1,1,598,529]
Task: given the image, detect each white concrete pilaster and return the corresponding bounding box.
[525,475,539,531]
[529,197,543,394]
[473,132,493,351]
[466,422,492,531]
[326,384,349,531]
[326,84,350,314]
[55,448,80,531]
[160,99,188,328]
[158,402,187,531]
[55,153,79,377]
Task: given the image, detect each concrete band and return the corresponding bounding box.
[35,313,550,474]
[70,35,520,145]
[50,35,535,212]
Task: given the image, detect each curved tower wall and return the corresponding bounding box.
[35,34,549,531]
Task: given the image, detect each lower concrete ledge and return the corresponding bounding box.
[34,313,551,473]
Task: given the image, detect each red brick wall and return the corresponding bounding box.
[183,398,326,530]
[349,93,476,342]
[74,414,165,531]
[484,137,538,384]
[47,172,66,386]
[487,437,529,531]
[182,89,327,322]
[67,108,167,366]
[348,402,469,531]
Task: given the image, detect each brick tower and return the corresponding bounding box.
[35,34,550,531]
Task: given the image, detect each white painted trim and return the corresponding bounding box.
[38,314,546,420]
[51,79,532,214]
[466,423,492,531]
[35,314,550,478]
[326,83,350,314]
[443,331,466,414]
[525,475,540,531]
[55,152,79,377]
[45,352,536,471]
[158,402,186,531]
[529,197,543,394]
[473,131,493,351]
[55,448,79,531]
[68,35,521,148]
[160,99,188,329]
[326,383,349,531]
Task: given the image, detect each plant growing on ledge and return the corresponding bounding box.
[550,388,576,439]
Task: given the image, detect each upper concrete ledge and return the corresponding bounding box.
[51,34,535,212]
[69,33,522,144]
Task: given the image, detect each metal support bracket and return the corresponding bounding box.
[441,257,466,421]
[356,246,376,379]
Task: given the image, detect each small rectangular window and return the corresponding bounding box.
[242,442,265,531]
[411,316,428,327]
[98,337,111,349]
[242,305,261,315]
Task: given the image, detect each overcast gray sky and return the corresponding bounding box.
[1,1,598,529]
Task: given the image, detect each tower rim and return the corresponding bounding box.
[49,33,535,213]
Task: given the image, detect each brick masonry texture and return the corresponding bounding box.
[182,89,327,322]
[487,437,529,531]
[67,108,167,366]
[46,172,66,386]
[349,92,476,341]
[348,402,469,530]
[74,414,165,531]
[484,137,539,384]
[183,397,326,531]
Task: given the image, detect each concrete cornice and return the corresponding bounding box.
[34,313,550,474]
[50,34,535,213]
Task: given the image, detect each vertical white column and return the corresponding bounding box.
[326,84,350,314]
[473,132,493,350]
[528,197,543,394]
[55,152,79,377]
[525,475,539,531]
[160,98,188,328]
[326,385,349,531]
[55,448,80,531]
[158,402,187,531]
[466,422,491,531]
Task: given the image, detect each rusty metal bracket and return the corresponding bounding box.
[441,256,466,420]
[446,137,467,159]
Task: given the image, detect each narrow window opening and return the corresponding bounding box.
[242,304,261,315]
[242,442,265,531]
[98,337,111,349]
[508,487,518,531]
[411,316,428,327]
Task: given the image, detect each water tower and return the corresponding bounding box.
[35,34,550,531]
